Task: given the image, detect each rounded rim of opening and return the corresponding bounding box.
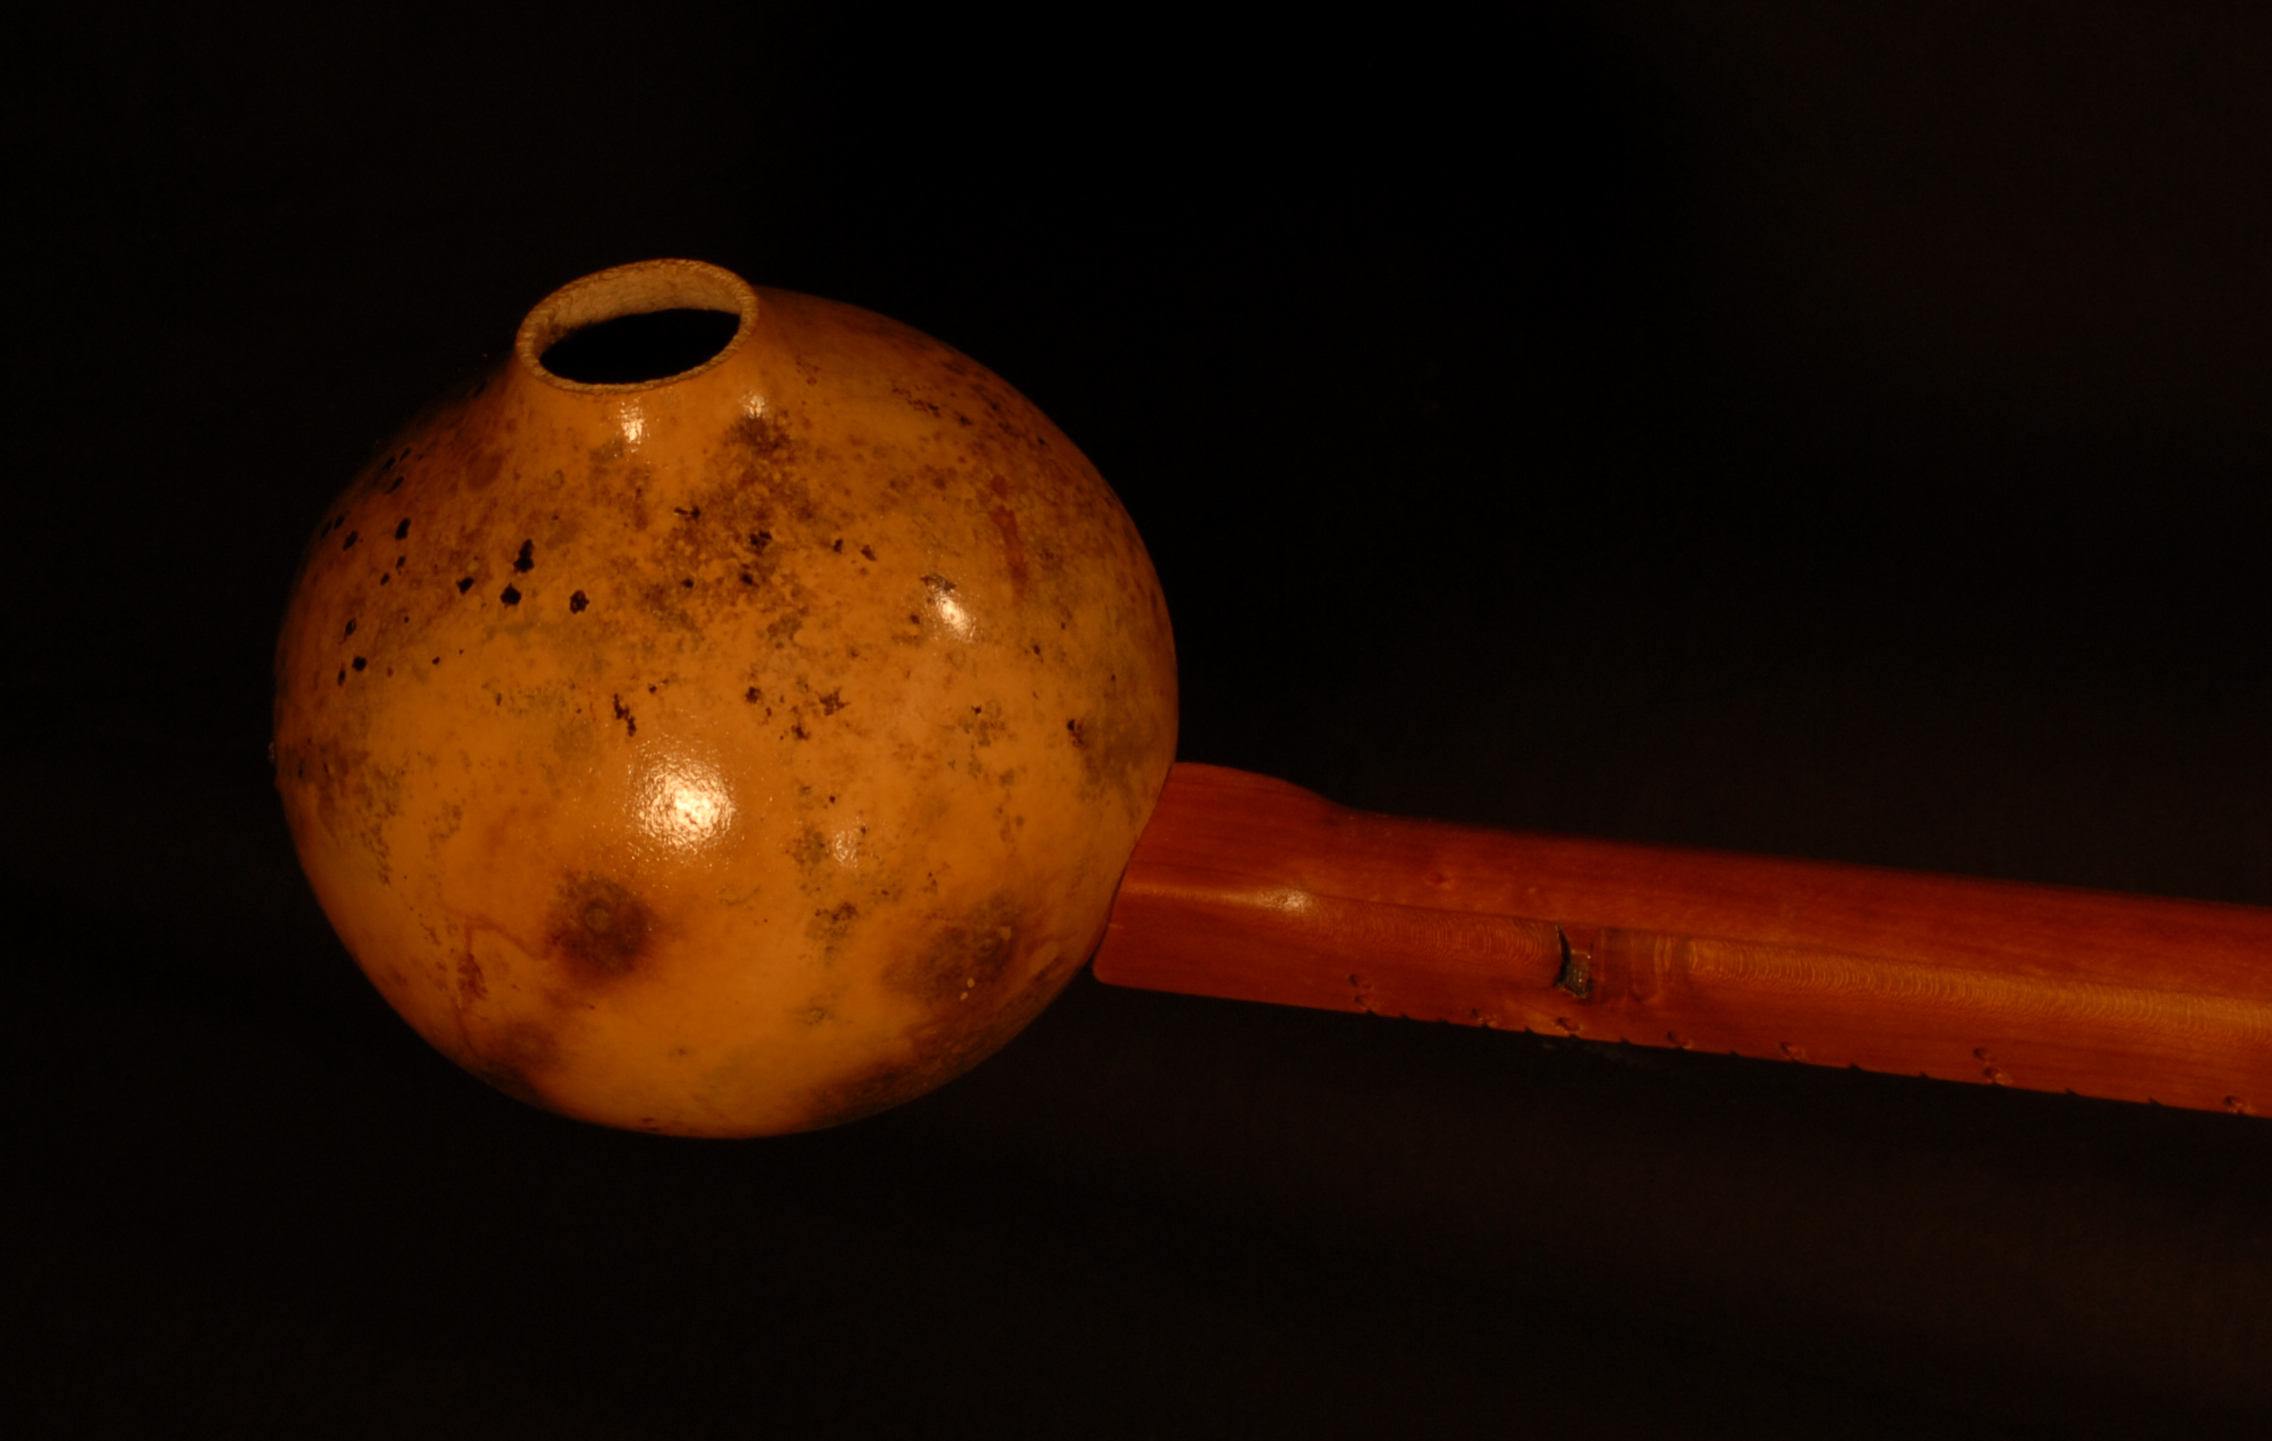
[515,258,759,393]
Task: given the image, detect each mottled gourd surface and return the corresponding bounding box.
[274,262,1177,1136]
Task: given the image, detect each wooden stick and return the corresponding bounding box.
[1092,764,2272,1115]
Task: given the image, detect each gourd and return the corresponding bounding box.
[274,259,1177,1136]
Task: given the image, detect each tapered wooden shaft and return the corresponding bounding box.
[1092,764,2272,1115]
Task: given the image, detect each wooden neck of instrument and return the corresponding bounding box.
[1092,763,2272,1116]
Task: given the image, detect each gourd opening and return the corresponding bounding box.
[515,259,757,392]
[541,310,741,385]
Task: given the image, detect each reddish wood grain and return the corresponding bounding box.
[1092,764,2272,1115]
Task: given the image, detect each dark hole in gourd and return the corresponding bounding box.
[541,309,741,384]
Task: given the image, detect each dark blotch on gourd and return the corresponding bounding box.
[888,895,1021,1007]
[806,935,1072,1131]
[467,1020,564,1110]
[547,874,654,982]
[471,1058,548,1109]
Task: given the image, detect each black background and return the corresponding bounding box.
[8,4,2272,1436]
